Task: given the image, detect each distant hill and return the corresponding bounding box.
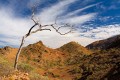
[58,41,92,55]
[86,35,120,50]
[0,46,14,54]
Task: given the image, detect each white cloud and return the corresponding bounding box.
[65,3,99,18]
[24,33,98,48]
[37,0,97,25]
[64,13,96,24]
[0,42,7,47]
[37,0,77,25]
[0,8,31,37]
[0,0,106,48]
[80,24,120,39]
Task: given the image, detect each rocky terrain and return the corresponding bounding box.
[86,35,120,50]
[0,35,120,80]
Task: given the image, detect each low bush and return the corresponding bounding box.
[18,63,34,73]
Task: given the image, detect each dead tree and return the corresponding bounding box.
[14,7,74,70]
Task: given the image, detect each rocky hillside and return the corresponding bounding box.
[58,41,92,55]
[57,41,92,65]
[0,38,120,80]
[86,35,120,50]
[21,41,67,69]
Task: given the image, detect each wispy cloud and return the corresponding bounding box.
[37,0,97,26]
[0,0,119,48]
[0,8,31,37]
[64,3,100,18]
[0,2,97,48]
[38,0,77,24]
[80,24,120,39]
[64,13,96,24]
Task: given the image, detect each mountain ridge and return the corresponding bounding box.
[58,41,92,55]
[0,36,120,80]
[86,35,120,50]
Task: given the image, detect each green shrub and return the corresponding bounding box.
[18,63,34,73]
[0,61,13,77]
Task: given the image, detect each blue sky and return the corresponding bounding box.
[0,0,120,48]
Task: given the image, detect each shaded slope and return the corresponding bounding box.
[57,41,92,65]
[67,48,120,80]
[86,35,120,50]
[101,62,120,80]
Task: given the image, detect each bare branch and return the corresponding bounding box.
[31,16,37,24]
[31,5,38,24]
[30,28,51,34]
[51,24,73,35]
[57,30,72,35]
[14,4,75,70]
[41,29,51,31]
[31,10,36,23]
[41,24,53,27]
[26,24,38,37]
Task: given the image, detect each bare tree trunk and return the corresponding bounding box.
[13,11,73,70]
[14,24,38,70]
[14,36,25,70]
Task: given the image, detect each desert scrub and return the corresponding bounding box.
[44,71,60,78]
[30,72,50,80]
[0,56,13,77]
[41,60,62,69]
[74,74,82,80]
[18,63,34,73]
[69,66,83,74]
[29,73,41,80]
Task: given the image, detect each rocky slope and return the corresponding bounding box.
[86,35,120,50]
[58,41,92,55]
[57,41,92,65]
[0,38,120,80]
[21,41,67,69]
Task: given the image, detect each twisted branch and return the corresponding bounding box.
[14,6,74,70]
